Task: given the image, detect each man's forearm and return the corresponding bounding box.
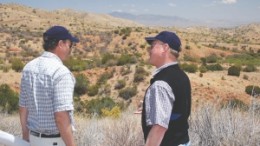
[55,111,76,146]
[19,106,29,141]
[145,125,167,146]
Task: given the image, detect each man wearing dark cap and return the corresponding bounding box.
[142,31,191,146]
[19,26,79,146]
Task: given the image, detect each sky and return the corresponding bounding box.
[1,0,260,23]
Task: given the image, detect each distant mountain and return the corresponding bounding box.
[109,12,193,27]
[109,12,254,28]
[0,3,141,32]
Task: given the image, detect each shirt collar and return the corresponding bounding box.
[41,51,63,64]
[152,62,178,76]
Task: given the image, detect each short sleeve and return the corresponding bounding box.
[145,80,175,129]
[19,73,28,107]
[53,73,75,112]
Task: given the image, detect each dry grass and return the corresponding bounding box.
[74,107,144,146]
[190,102,260,146]
[1,104,260,146]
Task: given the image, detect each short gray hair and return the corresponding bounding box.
[169,46,181,58]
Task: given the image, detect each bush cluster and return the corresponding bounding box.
[101,53,116,67]
[11,58,24,72]
[243,64,257,72]
[64,57,91,71]
[74,73,89,96]
[206,64,223,71]
[97,71,114,86]
[114,80,126,90]
[134,66,148,83]
[228,65,241,77]
[119,86,137,100]
[245,85,260,96]
[101,106,121,118]
[180,63,198,73]
[0,84,19,114]
[87,85,99,96]
[74,97,124,117]
[117,54,137,66]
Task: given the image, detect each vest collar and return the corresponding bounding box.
[152,62,178,77]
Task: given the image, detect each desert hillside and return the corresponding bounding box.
[0,3,260,113]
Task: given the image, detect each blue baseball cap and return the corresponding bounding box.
[145,31,181,52]
[43,26,79,43]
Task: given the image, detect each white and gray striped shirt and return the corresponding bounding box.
[19,51,75,134]
[145,62,177,129]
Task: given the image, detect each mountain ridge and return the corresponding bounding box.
[109,11,259,28]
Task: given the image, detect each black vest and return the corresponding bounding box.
[142,64,191,146]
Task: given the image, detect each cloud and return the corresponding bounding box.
[221,0,237,4]
[168,3,176,7]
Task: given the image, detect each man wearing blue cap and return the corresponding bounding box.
[19,26,79,146]
[142,31,191,146]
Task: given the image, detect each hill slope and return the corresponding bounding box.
[0,3,260,110]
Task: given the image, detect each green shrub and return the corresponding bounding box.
[140,44,146,49]
[85,97,116,116]
[180,63,198,73]
[205,54,218,63]
[225,53,260,66]
[199,65,207,73]
[64,57,90,71]
[114,80,126,90]
[200,57,207,66]
[243,64,257,72]
[73,96,85,113]
[228,65,241,76]
[101,53,116,66]
[11,58,24,72]
[101,106,121,118]
[134,66,148,83]
[119,27,132,37]
[119,86,137,100]
[183,54,197,62]
[206,64,223,71]
[74,73,89,96]
[87,85,99,96]
[97,71,114,86]
[245,85,260,96]
[185,45,191,50]
[117,54,137,66]
[0,84,19,114]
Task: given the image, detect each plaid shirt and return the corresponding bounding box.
[19,51,75,134]
[144,62,177,129]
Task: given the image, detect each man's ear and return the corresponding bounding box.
[58,40,64,48]
[163,43,170,52]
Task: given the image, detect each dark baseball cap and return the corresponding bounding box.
[145,31,181,52]
[43,26,79,43]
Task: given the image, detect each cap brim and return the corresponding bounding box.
[145,37,156,45]
[71,37,79,43]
